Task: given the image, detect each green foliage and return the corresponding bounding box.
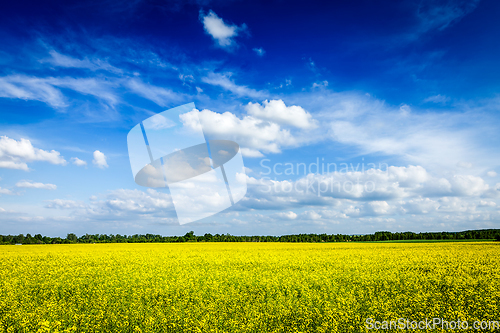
[1,229,500,245]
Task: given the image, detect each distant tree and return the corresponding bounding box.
[14,234,24,244]
[183,231,196,242]
[52,237,62,244]
[66,233,78,243]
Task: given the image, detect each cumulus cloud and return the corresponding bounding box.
[15,180,57,190]
[238,165,498,221]
[200,10,247,50]
[245,100,317,129]
[401,197,440,214]
[92,150,108,169]
[179,99,321,157]
[301,211,322,220]
[181,108,297,157]
[276,211,297,220]
[71,157,87,166]
[0,136,66,171]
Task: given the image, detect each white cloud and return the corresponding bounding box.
[253,48,265,56]
[437,197,475,213]
[448,175,489,197]
[0,75,66,108]
[301,211,322,220]
[312,80,328,89]
[15,180,57,190]
[181,108,297,156]
[293,90,498,172]
[92,150,108,169]
[478,200,496,207]
[43,50,123,74]
[0,136,66,171]
[0,74,120,108]
[399,104,411,116]
[49,77,119,106]
[423,94,450,104]
[179,74,194,85]
[201,72,266,98]
[240,148,264,158]
[245,99,317,129]
[126,79,183,106]
[0,187,14,195]
[240,165,496,218]
[0,73,183,111]
[487,171,497,177]
[40,189,177,224]
[401,197,440,214]
[71,157,87,166]
[82,189,176,220]
[276,211,297,220]
[200,10,247,50]
[44,199,86,209]
[142,113,176,130]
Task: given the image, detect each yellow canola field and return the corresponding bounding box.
[0,242,499,332]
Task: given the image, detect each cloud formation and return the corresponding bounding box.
[46,189,176,222]
[232,162,500,228]
[44,199,87,209]
[200,10,247,50]
[71,157,87,166]
[0,136,66,171]
[181,100,315,157]
[245,100,317,129]
[92,150,108,169]
[15,180,57,190]
[201,72,266,98]
[0,187,14,195]
[43,50,123,74]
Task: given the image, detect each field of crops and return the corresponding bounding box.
[1,242,499,332]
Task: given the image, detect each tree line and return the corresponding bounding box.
[1,229,500,245]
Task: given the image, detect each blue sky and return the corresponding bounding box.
[1,0,499,236]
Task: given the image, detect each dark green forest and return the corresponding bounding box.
[1,229,500,245]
